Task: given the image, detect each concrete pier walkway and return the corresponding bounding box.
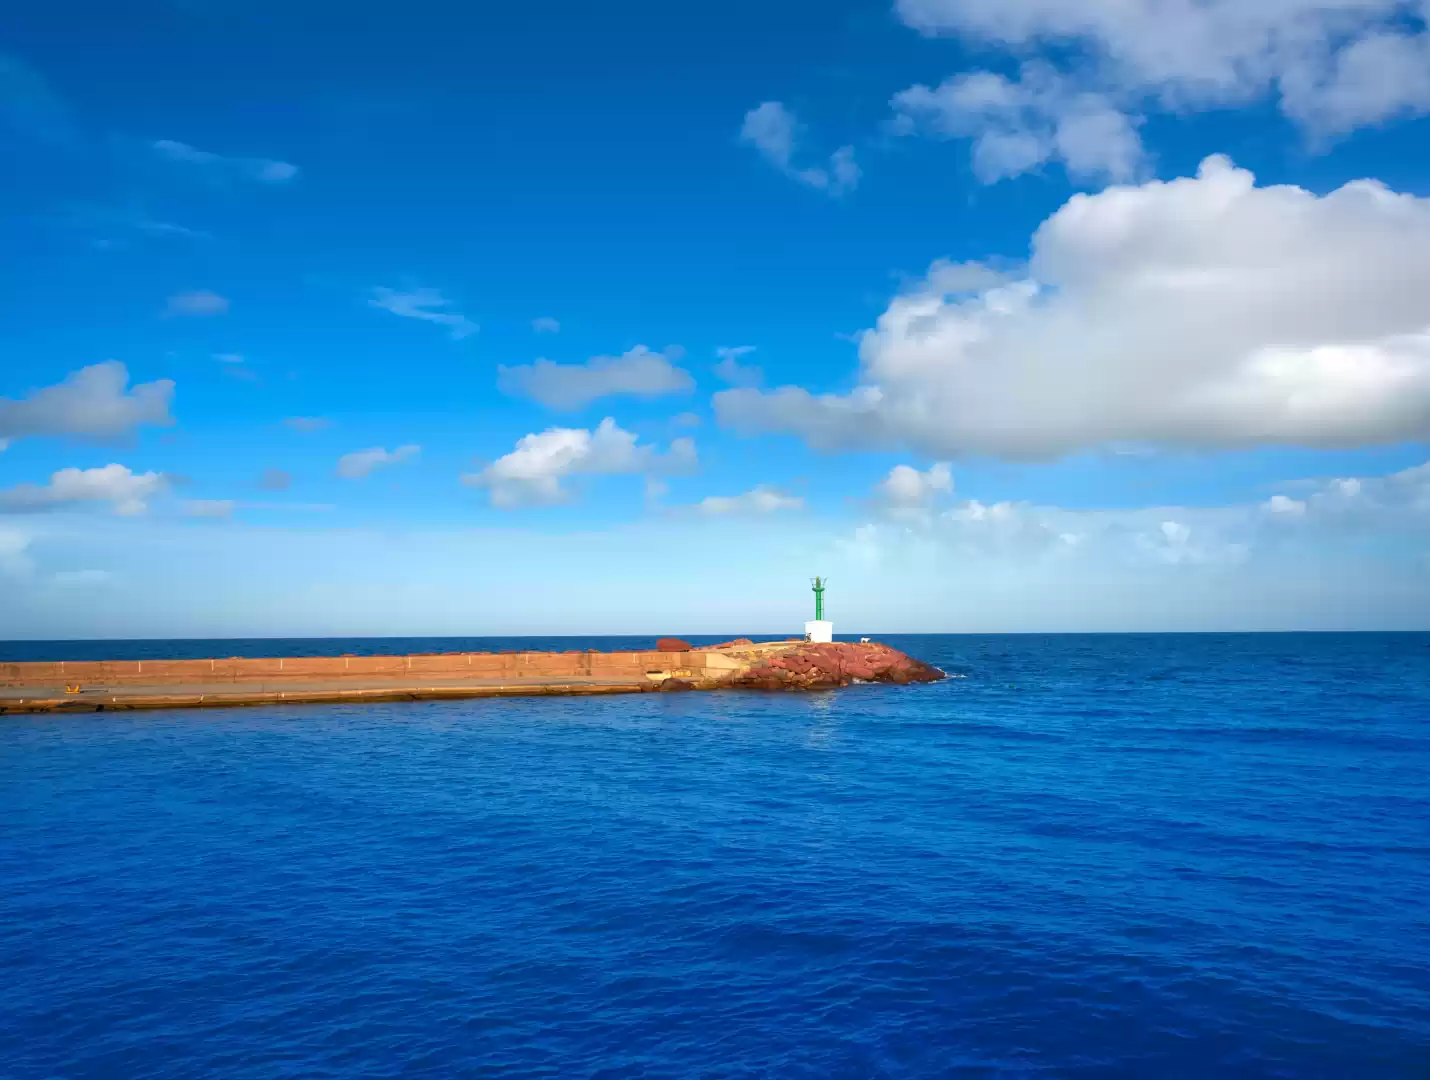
[0,640,944,715]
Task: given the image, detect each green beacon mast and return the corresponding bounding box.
[805,577,833,642]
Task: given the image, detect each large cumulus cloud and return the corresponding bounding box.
[717,156,1430,458]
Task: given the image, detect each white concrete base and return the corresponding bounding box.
[804,620,834,643]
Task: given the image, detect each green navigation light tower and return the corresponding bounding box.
[805,576,833,643]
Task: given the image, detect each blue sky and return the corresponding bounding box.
[3,0,1430,637]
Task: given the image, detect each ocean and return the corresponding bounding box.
[2,633,1427,1078]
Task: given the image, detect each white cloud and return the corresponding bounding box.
[184,499,235,519]
[1265,494,1308,515]
[152,139,218,164]
[878,462,953,508]
[370,287,477,339]
[63,205,210,244]
[532,316,561,334]
[498,345,693,411]
[1295,466,1430,518]
[0,525,34,576]
[463,418,695,508]
[151,139,300,184]
[829,145,861,192]
[164,290,229,317]
[698,486,804,515]
[740,102,860,195]
[336,445,420,479]
[741,102,796,168]
[893,64,1145,183]
[1282,29,1430,135]
[850,456,1430,583]
[860,491,1233,568]
[134,217,206,239]
[714,346,763,387]
[0,464,167,516]
[0,362,174,443]
[254,160,299,183]
[716,157,1430,458]
[1136,519,1213,565]
[892,0,1430,158]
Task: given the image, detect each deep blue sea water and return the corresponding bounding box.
[2,633,1428,1079]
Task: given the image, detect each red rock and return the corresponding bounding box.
[659,677,696,692]
[730,641,943,690]
[656,638,693,653]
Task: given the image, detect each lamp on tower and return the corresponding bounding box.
[805,576,833,643]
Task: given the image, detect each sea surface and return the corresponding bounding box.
[2,633,1428,1078]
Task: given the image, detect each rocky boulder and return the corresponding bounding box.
[728,641,943,691]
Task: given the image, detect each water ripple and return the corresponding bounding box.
[3,633,1428,1077]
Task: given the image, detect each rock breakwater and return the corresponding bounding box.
[670,639,943,692]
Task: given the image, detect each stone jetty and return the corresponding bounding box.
[0,639,944,715]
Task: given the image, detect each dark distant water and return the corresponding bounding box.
[3,634,1428,1078]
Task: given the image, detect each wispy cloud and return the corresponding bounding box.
[222,365,261,385]
[370,287,477,339]
[0,362,174,444]
[846,456,1430,587]
[245,502,334,513]
[284,416,330,433]
[739,102,859,195]
[499,345,693,411]
[134,217,208,238]
[336,444,420,479]
[164,290,229,317]
[698,486,804,515]
[178,497,333,519]
[714,345,762,388]
[151,139,300,184]
[65,205,211,243]
[184,499,235,519]
[532,316,561,334]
